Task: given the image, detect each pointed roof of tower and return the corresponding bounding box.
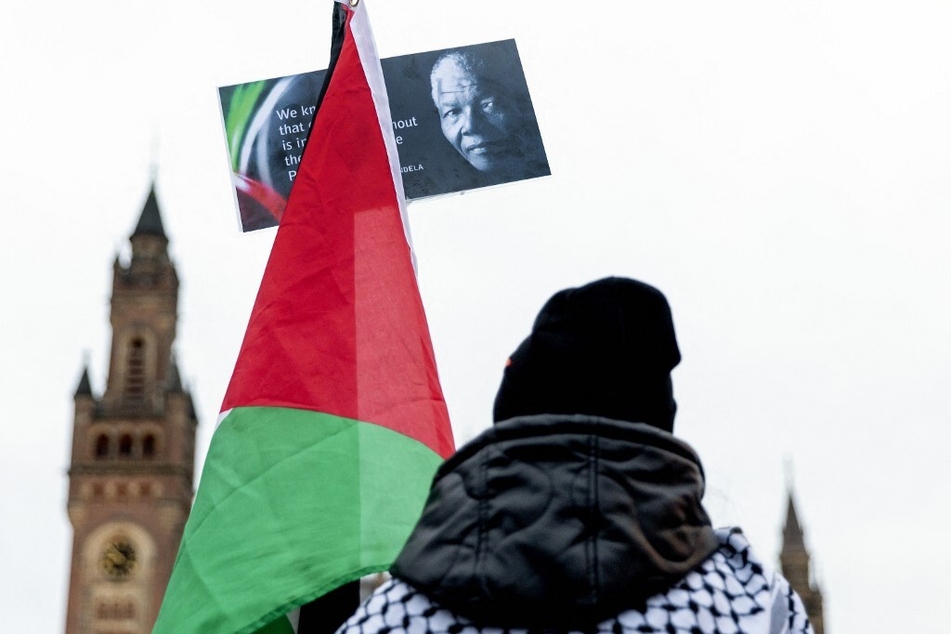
[778,485,825,632]
[782,490,806,550]
[74,364,93,397]
[133,185,167,238]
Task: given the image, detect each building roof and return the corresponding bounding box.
[132,186,167,239]
[782,491,806,550]
[74,365,93,397]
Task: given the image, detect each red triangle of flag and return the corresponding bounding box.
[221,1,454,459]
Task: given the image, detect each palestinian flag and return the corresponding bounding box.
[153,2,455,632]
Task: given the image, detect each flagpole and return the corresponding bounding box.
[295,2,362,628]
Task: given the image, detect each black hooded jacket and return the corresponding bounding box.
[391,414,719,629]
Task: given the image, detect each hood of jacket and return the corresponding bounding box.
[391,414,719,629]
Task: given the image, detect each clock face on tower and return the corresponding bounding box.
[100,540,137,578]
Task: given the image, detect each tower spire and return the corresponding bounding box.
[133,185,167,239]
[74,364,93,398]
[782,491,805,550]
[779,485,825,634]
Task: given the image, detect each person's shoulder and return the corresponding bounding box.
[605,526,815,634]
[706,527,815,634]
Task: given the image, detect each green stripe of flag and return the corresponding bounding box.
[155,407,443,634]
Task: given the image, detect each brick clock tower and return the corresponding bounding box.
[65,188,198,634]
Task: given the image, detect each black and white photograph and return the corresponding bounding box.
[384,39,551,199]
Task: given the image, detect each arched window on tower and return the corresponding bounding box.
[124,337,147,400]
[95,434,110,458]
[118,434,133,457]
[143,434,156,458]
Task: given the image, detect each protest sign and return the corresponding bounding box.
[219,39,550,231]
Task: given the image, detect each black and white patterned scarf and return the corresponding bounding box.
[338,528,813,634]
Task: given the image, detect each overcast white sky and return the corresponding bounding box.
[2,1,950,631]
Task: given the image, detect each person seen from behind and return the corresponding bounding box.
[337,277,814,634]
